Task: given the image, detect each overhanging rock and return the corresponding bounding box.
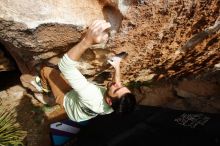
[0,0,127,74]
[0,0,219,83]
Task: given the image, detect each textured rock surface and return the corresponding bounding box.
[0,0,126,74]
[1,0,219,81]
[108,0,220,83]
[0,0,103,28]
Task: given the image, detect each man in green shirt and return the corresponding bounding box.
[26,20,136,122]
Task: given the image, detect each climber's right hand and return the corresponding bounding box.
[83,20,111,45]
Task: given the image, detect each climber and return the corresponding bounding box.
[22,20,136,122]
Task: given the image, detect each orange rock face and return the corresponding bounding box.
[0,0,219,83]
[107,0,220,83]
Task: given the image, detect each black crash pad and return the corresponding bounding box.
[75,105,220,146]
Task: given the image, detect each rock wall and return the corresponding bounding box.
[109,0,220,83]
[0,0,127,74]
[0,0,219,83]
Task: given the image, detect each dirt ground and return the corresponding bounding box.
[0,70,67,146]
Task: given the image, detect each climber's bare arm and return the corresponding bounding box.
[67,20,111,61]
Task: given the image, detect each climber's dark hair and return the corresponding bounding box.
[111,93,136,113]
